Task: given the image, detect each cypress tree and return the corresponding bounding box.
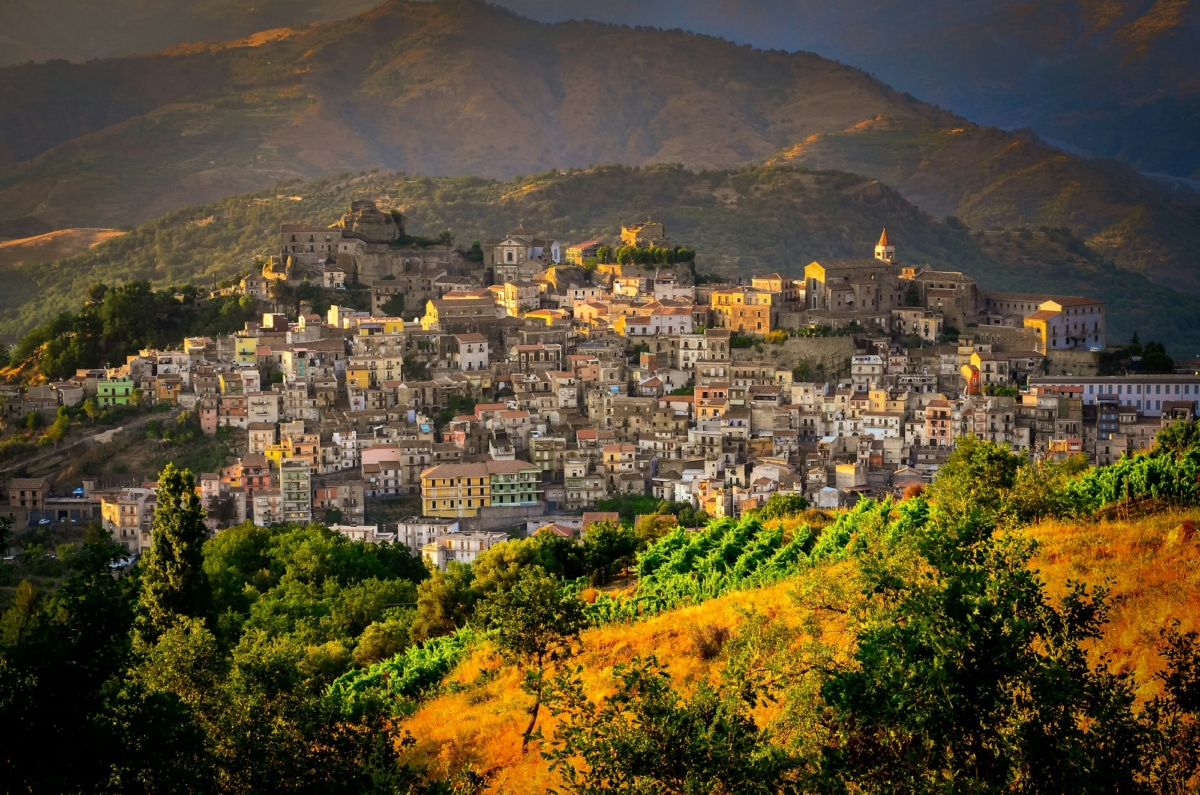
[137,463,213,641]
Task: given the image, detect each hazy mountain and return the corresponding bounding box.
[0,0,379,65]
[1,0,1198,294]
[506,0,1200,180]
[4,0,1196,181]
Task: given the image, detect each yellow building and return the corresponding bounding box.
[234,335,258,366]
[420,460,542,518]
[421,297,497,331]
[346,355,406,389]
[359,318,406,336]
[710,287,774,334]
[265,434,320,473]
[524,308,569,327]
[1022,310,1057,354]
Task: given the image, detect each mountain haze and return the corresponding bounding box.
[1,0,1198,293]
[501,0,1200,181]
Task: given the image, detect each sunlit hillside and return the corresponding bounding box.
[397,508,1200,793]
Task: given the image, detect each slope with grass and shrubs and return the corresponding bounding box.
[8,428,1200,793]
[378,429,1200,793]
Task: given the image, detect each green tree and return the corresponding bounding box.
[0,530,190,793]
[583,521,639,585]
[544,656,799,794]
[816,506,1146,793]
[82,397,100,423]
[137,463,213,642]
[472,537,540,596]
[632,512,677,548]
[410,561,478,642]
[380,292,406,317]
[1154,419,1200,458]
[1142,341,1175,374]
[904,280,922,306]
[476,567,587,749]
[1141,623,1200,793]
[402,354,430,381]
[924,435,1023,521]
[755,493,809,521]
[529,531,588,581]
[352,617,411,666]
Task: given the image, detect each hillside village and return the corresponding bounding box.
[1,198,1189,562]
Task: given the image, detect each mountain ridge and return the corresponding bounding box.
[6,163,1200,360]
[0,0,1198,295]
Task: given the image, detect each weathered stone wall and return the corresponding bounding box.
[459,503,547,532]
[731,336,856,377]
[354,245,464,285]
[1046,350,1100,377]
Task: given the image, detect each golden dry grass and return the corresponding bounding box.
[400,510,1200,792]
[0,228,123,269]
[1027,507,1200,697]
[400,581,796,793]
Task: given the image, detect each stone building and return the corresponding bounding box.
[620,220,669,248]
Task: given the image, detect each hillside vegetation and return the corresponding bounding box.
[8,164,1200,358]
[372,431,1200,792]
[0,227,122,269]
[7,425,1200,792]
[399,508,1200,793]
[0,0,1196,291]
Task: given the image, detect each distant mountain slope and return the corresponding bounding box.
[0,0,1198,295]
[4,0,1196,182]
[0,0,379,66]
[500,0,1200,181]
[7,164,1200,359]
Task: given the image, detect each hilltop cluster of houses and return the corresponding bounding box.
[4,203,1195,565]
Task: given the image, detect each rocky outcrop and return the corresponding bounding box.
[337,200,401,244]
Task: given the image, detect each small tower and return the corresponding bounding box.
[875,228,895,263]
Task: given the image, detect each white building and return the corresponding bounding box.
[329,524,396,544]
[1030,375,1200,417]
[396,517,460,556]
[421,531,510,571]
[452,333,490,371]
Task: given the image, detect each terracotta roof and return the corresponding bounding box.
[9,478,50,489]
[581,512,620,529]
[420,460,537,479]
[877,228,892,247]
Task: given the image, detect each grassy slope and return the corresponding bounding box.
[7,163,1200,357]
[400,508,1200,793]
[0,0,1196,293]
[0,228,122,268]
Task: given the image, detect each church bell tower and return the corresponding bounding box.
[874,228,895,263]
